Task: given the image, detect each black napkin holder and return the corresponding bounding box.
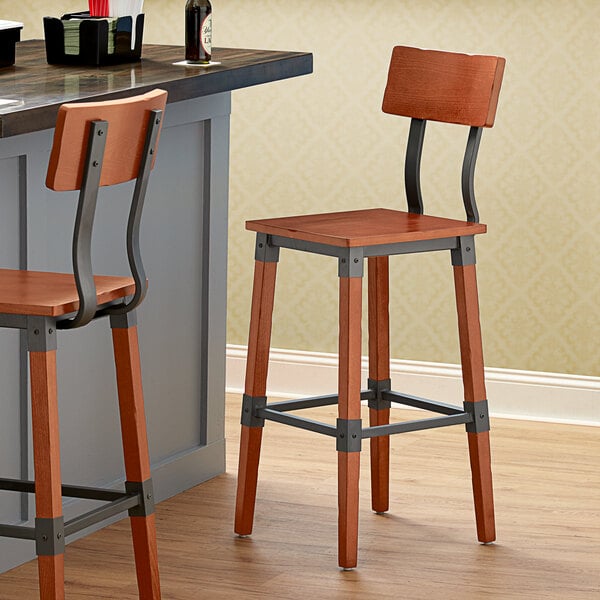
[0,24,22,68]
[43,11,144,66]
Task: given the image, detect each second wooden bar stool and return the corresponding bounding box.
[0,89,167,598]
[235,46,505,569]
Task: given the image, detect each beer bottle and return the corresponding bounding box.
[185,0,212,63]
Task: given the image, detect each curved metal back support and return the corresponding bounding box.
[58,109,163,329]
[403,118,483,223]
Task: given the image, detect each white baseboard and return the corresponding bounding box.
[226,344,600,426]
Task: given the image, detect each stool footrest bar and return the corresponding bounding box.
[0,477,151,541]
[0,523,36,540]
[382,390,467,415]
[0,477,134,502]
[363,413,471,438]
[259,408,337,437]
[64,494,140,537]
[265,391,373,413]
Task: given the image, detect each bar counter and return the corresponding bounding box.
[0,40,312,573]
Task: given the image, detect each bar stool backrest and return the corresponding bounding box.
[382,47,505,222]
[382,46,505,127]
[46,88,168,191]
[43,88,168,328]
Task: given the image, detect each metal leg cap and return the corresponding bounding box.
[482,541,495,546]
[342,567,355,572]
[237,534,251,539]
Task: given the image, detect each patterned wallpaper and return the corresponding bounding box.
[4,0,598,376]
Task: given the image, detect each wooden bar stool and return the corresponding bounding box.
[0,89,167,598]
[235,46,505,569]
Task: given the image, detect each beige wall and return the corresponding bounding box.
[5,1,599,376]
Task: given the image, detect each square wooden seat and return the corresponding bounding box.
[247,208,487,247]
[0,269,135,317]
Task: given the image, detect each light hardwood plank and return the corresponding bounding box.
[1,395,598,599]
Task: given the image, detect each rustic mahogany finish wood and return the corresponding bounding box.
[30,350,65,600]
[368,256,391,514]
[112,326,161,598]
[235,260,278,536]
[453,264,496,542]
[236,44,504,569]
[246,208,487,248]
[47,89,167,191]
[382,45,505,127]
[337,276,362,569]
[0,269,135,316]
[0,41,312,138]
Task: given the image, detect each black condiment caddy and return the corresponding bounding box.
[43,11,144,66]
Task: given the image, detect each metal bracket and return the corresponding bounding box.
[109,310,138,329]
[255,233,280,263]
[464,399,490,433]
[367,378,392,410]
[241,394,267,427]
[125,479,155,517]
[451,235,476,267]
[336,418,362,452]
[35,516,65,556]
[26,316,57,352]
[338,247,364,278]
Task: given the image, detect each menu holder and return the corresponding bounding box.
[43,11,144,66]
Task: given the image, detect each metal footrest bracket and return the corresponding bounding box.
[0,477,154,550]
[252,387,489,441]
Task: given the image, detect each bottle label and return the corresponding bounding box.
[201,13,212,55]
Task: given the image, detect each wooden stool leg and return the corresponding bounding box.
[338,275,362,569]
[367,256,390,514]
[453,263,496,543]
[235,257,278,536]
[30,349,65,600]
[111,319,161,600]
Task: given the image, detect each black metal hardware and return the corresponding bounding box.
[241,394,267,427]
[254,233,280,263]
[451,235,476,267]
[362,412,471,437]
[0,477,152,545]
[26,316,57,352]
[405,118,426,214]
[109,310,138,330]
[269,234,461,261]
[259,408,337,437]
[58,120,107,329]
[336,419,362,452]
[464,399,490,433]
[125,479,155,517]
[381,390,468,416]
[338,247,365,278]
[105,109,164,317]
[461,126,483,223]
[35,517,65,556]
[367,378,392,410]
[252,386,479,444]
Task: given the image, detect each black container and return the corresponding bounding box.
[43,12,144,66]
[0,23,23,68]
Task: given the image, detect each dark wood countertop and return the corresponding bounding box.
[0,40,313,138]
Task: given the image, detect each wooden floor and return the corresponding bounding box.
[1,394,598,599]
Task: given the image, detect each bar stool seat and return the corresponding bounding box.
[235,45,506,570]
[0,269,135,316]
[247,207,487,247]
